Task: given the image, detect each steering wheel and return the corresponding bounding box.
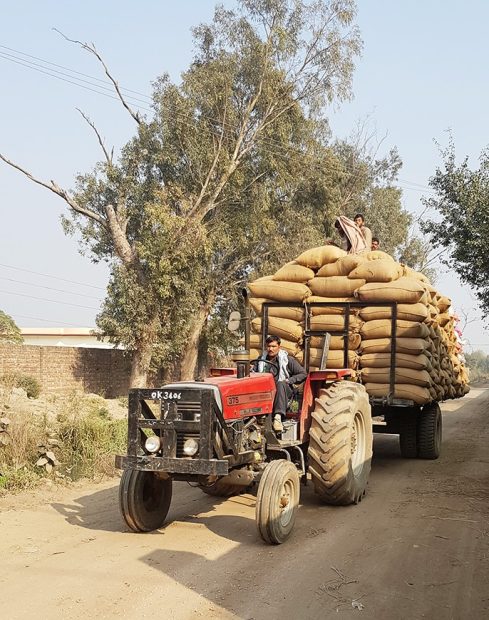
[250,358,279,378]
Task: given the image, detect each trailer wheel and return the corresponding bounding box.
[399,412,419,458]
[200,481,247,497]
[256,459,300,544]
[417,402,442,459]
[308,381,372,505]
[119,469,172,532]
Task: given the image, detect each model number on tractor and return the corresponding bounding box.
[151,390,182,400]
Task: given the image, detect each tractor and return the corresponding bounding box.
[115,296,373,544]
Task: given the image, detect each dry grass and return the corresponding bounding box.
[0,388,127,493]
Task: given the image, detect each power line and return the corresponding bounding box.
[0,263,106,290]
[0,43,153,100]
[14,314,93,327]
[0,289,99,310]
[0,276,103,301]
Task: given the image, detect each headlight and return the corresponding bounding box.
[183,438,199,456]
[145,435,161,453]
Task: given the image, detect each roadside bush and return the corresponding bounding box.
[0,372,41,398]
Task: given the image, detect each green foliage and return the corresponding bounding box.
[16,375,41,399]
[0,310,23,344]
[465,350,489,382]
[421,139,489,312]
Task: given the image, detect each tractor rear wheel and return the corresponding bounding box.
[417,402,442,459]
[308,381,372,505]
[256,459,300,544]
[119,469,172,532]
[399,410,419,458]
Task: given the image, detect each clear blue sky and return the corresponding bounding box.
[1,0,489,351]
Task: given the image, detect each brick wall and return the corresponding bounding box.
[0,343,133,397]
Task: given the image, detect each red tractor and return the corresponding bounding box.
[115,299,373,544]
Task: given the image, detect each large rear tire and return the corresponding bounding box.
[256,460,300,544]
[418,402,442,459]
[308,381,372,505]
[119,469,172,532]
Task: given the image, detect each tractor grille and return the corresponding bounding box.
[177,399,201,421]
[176,432,200,458]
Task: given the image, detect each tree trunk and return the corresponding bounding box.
[129,314,159,387]
[179,300,213,380]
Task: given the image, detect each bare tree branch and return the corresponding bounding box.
[0,153,105,225]
[53,28,142,125]
[76,108,113,165]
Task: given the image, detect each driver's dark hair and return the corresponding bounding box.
[265,334,281,345]
[354,213,365,222]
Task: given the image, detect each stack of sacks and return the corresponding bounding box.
[247,244,470,403]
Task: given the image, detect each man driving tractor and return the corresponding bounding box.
[260,335,307,432]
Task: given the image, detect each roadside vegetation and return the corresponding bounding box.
[0,379,126,494]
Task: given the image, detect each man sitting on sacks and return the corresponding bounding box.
[331,215,368,254]
[258,335,307,433]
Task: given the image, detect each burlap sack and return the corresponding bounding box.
[250,297,305,320]
[309,276,366,297]
[364,382,431,405]
[360,337,428,355]
[308,349,358,369]
[273,263,315,283]
[354,277,426,304]
[248,347,304,364]
[360,319,430,340]
[310,333,362,350]
[248,279,311,302]
[364,250,394,261]
[249,297,267,314]
[348,259,403,283]
[295,245,347,268]
[308,296,357,315]
[437,296,451,312]
[248,334,301,354]
[359,303,429,323]
[436,313,451,327]
[310,314,363,332]
[316,261,344,277]
[403,266,431,284]
[360,352,431,371]
[361,367,431,387]
[251,317,303,343]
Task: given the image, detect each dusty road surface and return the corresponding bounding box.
[1,387,488,620]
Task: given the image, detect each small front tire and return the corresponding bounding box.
[256,460,300,545]
[119,469,172,532]
[417,402,442,459]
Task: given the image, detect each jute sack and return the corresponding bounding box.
[295,245,346,269]
[360,352,431,371]
[273,263,315,283]
[310,314,363,332]
[309,276,366,297]
[363,250,394,261]
[310,333,361,350]
[360,337,428,355]
[437,296,451,312]
[317,254,366,277]
[251,317,303,343]
[403,266,431,284]
[354,277,426,304]
[269,306,305,321]
[359,303,429,323]
[436,312,451,327]
[308,349,358,369]
[363,383,431,405]
[249,297,267,314]
[248,279,311,302]
[361,367,432,388]
[348,259,403,283]
[308,296,357,315]
[360,319,430,340]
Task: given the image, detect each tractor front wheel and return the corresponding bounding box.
[255,459,300,544]
[309,381,373,505]
[119,469,172,532]
[417,402,442,459]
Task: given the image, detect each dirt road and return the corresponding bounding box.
[1,387,488,620]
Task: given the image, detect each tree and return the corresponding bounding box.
[1,0,362,385]
[0,311,23,344]
[421,139,489,312]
